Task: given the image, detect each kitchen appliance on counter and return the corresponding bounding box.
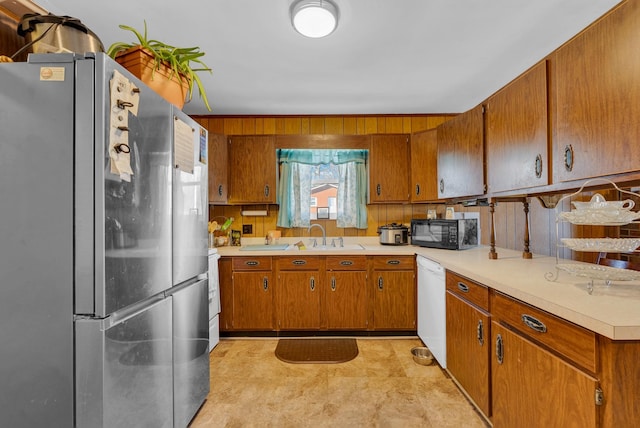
[377,223,409,245]
[411,217,479,250]
[17,13,104,55]
[0,53,208,428]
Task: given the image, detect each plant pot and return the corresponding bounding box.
[114,46,188,109]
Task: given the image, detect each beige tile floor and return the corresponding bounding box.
[190,338,489,428]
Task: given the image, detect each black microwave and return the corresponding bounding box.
[410,218,479,250]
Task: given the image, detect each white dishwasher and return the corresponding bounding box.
[417,255,446,368]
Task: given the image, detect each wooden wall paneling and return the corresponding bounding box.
[283,117,302,134]
[0,12,27,61]
[529,199,553,256]
[241,118,256,134]
[209,118,225,134]
[324,117,344,134]
[224,118,243,135]
[343,117,357,134]
[385,117,404,133]
[263,118,276,134]
[309,117,325,134]
[360,117,375,134]
[300,118,310,134]
[385,204,406,225]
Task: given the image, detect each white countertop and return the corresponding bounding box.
[214,238,640,340]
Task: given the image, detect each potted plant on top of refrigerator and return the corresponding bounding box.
[106,21,212,110]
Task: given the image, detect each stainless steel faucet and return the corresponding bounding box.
[308,224,326,247]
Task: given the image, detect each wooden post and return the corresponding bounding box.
[523,198,532,259]
[489,199,498,259]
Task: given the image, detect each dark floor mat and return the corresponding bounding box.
[275,338,359,364]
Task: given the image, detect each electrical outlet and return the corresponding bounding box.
[242,224,252,235]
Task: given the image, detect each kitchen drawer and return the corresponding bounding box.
[491,291,597,373]
[277,256,324,271]
[232,257,272,271]
[370,255,415,270]
[326,256,367,271]
[446,271,489,311]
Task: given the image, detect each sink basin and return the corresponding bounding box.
[287,244,365,251]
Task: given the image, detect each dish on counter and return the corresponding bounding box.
[556,263,640,281]
[561,238,640,253]
[558,209,640,225]
[571,193,635,211]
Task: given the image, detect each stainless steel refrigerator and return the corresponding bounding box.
[0,53,209,428]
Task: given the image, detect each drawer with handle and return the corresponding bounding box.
[491,291,597,373]
[232,256,272,271]
[326,255,367,271]
[277,256,324,270]
[371,255,414,270]
[446,271,489,311]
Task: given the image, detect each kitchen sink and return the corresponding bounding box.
[286,243,365,251]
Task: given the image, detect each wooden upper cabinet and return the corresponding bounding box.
[486,61,548,193]
[437,104,484,199]
[410,129,438,202]
[552,0,640,182]
[227,135,276,204]
[207,133,228,203]
[369,134,410,203]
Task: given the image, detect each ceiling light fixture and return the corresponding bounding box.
[290,0,339,38]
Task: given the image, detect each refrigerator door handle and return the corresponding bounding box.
[104,293,166,329]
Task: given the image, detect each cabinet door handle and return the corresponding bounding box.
[376,184,381,196]
[439,179,445,193]
[263,277,269,291]
[495,333,504,364]
[415,184,420,196]
[331,276,336,291]
[218,184,223,196]
[378,276,383,291]
[564,144,574,172]
[457,282,469,293]
[477,319,484,346]
[521,314,547,333]
[264,185,270,197]
[310,276,315,291]
[534,154,543,178]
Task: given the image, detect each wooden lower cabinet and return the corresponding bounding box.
[219,255,416,332]
[371,256,416,330]
[232,271,274,330]
[326,256,368,330]
[277,270,321,329]
[491,323,599,428]
[445,291,491,418]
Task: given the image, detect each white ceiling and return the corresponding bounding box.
[36,0,620,116]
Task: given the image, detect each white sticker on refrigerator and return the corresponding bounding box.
[174,117,194,174]
[108,70,140,181]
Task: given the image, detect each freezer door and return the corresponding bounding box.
[172,108,208,285]
[168,279,210,427]
[74,53,174,317]
[0,57,75,428]
[75,296,173,428]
